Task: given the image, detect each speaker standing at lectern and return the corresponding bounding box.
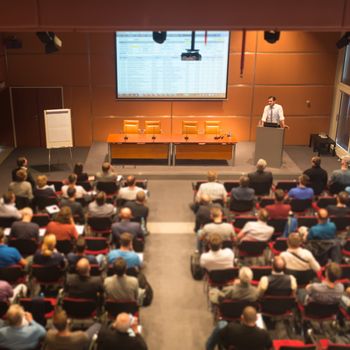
[259,96,288,129]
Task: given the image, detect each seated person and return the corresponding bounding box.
[0,191,21,219]
[258,256,297,296]
[237,209,274,242]
[61,174,87,199]
[329,157,350,193]
[88,191,116,218]
[65,258,103,300]
[118,175,145,202]
[73,162,89,182]
[195,171,227,206]
[33,174,57,199]
[104,257,139,303]
[44,309,90,350]
[67,236,100,271]
[0,304,46,350]
[230,175,255,202]
[96,312,147,350]
[33,234,66,269]
[193,194,213,232]
[46,206,78,241]
[95,162,118,183]
[108,232,141,269]
[9,207,39,241]
[11,156,35,189]
[198,207,235,251]
[0,280,27,303]
[307,209,336,241]
[200,234,234,272]
[287,174,314,200]
[8,168,33,201]
[303,156,328,195]
[327,191,350,217]
[302,262,344,305]
[206,306,273,350]
[209,267,258,305]
[124,190,149,226]
[60,187,85,224]
[265,189,291,219]
[0,228,27,268]
[248,158,273,196]
[280,233,320,274]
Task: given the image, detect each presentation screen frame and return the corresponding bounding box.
[115,31,231,101]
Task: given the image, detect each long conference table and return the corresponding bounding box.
[107,134,238,166]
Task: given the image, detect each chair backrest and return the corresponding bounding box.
[204,121,221,134]
[0,301,9,319]
[8,238,38,257]
[290,199,312,213]
[229,199,254,212]
[330,216,350,231]
[207,268,239,286]
[31,264,64,283]
[47,180,63,192]
[250,182,271,196]
[260,295,296,316]
[87,216,112,231]
[76,181,93,191]
[238,240,268,257]
[144,120,161,134]
[15,196,31,210]
[285,269,316,287]
[123,120,139,134]
[62,297,97,319]
[135,179,148,189]
[219,299,258,321]
[56,240,74,255]
[275,181,297,192]
[258,197,275,208]
[0,264,25,285]
[327,345,350,349]
[233,216,257,230]
[182,120,198,134]
[34,196,58,210]
[85,237,109,255]
[19,297,55,322]
[251,266,272,283]
[223,181,239,192]
[316,196,337,208]
[271,238,288,253]
[105,299,139,319]
[297,216,318,228]
[96,181,119,195]
[268,218,288,234]
[31,214,50,227]
[304,302,339,319]
[0,217,18,228]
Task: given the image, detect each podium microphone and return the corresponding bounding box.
[123,135,128,141]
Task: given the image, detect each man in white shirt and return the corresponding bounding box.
[195,171,227,205]
[200,234,234,272]
[259,96,287,128]
[118,175,145,202]
[61,174,87,199]
[237,209,274,242]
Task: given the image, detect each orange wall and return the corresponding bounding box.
[4,31,339,146]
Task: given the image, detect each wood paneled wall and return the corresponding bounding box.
[3,31,339,146]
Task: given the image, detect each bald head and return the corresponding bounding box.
[114,312,131,332]
[318,208,328,222]
[273,256,285,273]
[7,305,24,327]
[76,258,90,276]
[120,207,132,220]
[242,306,257,326]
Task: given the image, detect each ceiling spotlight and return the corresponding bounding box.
[264,31,280,44]
[336,32,350,49]
[152,31,167,44]
[36,32,62,54]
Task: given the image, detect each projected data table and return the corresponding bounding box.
[107,134,237,166]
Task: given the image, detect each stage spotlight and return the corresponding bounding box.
[336,32,350,49]
[36,32,62,54]
[264,31,280,44]
[152,31,167,44]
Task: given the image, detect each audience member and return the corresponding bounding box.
[111,207,143,246]
[33,234,66,268]
[0,280,27,303]
[248,158,273,196]
[65,258,102,300]
[73,162,89,182]
[193,194,213,232]
[280,233,320,274]
[44,309,90,350]
[124,190,149,226]
[206,306,273,350]
[237,209,274,242]
[258,256,297,296]
[327,191,350,217]
[329,157,350,192]
[11,156,35,189]
[8,168,33,200]
[104,257,139,302]
[198,207,235,251]
[303,156,328,195]
[265,189,291,219]
[0,305,46,350]
[61,174,87,199]
[195,171,227,205]
[108,232,141,269]
[95,162,118,183]
[118,175,145,202]
[288,174,314,200]
[200,234,234,272]
[0,191,21,219]
[307,209,336,241]
[96,312,147,350]
[60,187,85,224]
[230,175,255,202]
[67,236,99,271]
[0,228,27,268]
[33,174,57,199]
[46,206,78,241]
[9,207,39,241]
[88,191,116,218]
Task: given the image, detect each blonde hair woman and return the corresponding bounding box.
[33,234,65,268]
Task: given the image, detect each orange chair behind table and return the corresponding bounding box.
[182,121,198,134]
[145,120,161,134]
[123,120,140,134]
[204,120,221,134]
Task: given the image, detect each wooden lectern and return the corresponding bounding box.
[255,126,285,168]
